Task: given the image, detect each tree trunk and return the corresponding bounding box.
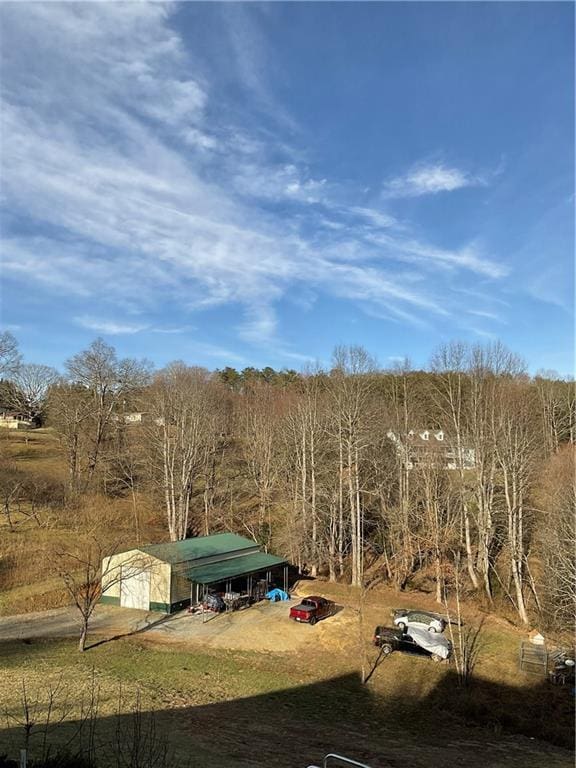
[309,421,318,576]
[79,622,88,652]
[338,428,344,578]
[347,441,358,586]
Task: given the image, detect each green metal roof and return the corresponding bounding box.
[139,533,258,564]
[187,552,287,585]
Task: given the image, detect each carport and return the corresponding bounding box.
[187,551,288,608]
[101,533,289,614]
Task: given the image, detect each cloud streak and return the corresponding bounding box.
[75,317,149,336]
[383,162,487,198]
[0,3,509,359]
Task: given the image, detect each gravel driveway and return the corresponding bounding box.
[0,598,353,652]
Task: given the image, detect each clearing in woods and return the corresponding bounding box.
[0,579,574,767]
[0,628,573,768]
[0,430,574,766]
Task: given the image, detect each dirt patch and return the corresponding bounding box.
[147,599,355,654]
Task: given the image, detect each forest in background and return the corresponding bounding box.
[0,330,574,632]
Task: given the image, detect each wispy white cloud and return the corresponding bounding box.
[0,3,509,358]
[348,207,399,230]
[151,326,196,335]
[383,162,487,199]
[75,317,148,335]
[189,343,247,365]
[279,350,317,364]
[399,239,506,279]
[238,305,278,345]
[467,309,503,322]
[469,327,498,340]
[214,3,299,133]
[232,163,328,204]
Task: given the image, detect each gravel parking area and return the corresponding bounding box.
[0,594,355,653]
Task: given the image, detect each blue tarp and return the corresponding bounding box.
[266,588,289,602]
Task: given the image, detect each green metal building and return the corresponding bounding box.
[101,533,287,613]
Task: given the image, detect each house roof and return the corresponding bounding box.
[388,429,458,450]
[186,551,287,585]
[139,533,258,564]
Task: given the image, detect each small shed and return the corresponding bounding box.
[101,533,288,613]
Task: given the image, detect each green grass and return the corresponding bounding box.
[0,429,573,767]
[0,636,573,768]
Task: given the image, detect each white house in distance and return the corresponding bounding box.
[101,532,288,613]
[0,411,33,429]
[386,429,476,470]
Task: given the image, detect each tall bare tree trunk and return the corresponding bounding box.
[310,426,318,577]
[338,426,344,578]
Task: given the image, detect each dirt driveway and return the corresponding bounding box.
[0,594,356,653]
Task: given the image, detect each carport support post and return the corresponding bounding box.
[247,574,252,600]
[266,570,271,588]
[283,565,288,594]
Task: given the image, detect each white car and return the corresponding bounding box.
[392,609,446,634]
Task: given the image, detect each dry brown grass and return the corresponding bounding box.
[0,430,166,615]
[0,635,572,768]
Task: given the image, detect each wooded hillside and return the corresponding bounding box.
[1,331,574,631]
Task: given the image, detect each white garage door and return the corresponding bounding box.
[120,566,150,610]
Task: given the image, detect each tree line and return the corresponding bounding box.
[0,330,574,630]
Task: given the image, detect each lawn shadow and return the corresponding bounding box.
[0,665,573,768]
[88,611,184,649]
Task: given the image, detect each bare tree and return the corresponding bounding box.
[493,379,540,624]
[283,368,331,575]
[430,342,479,590]
[380,360,421,590]
[0,330,21,377]
[8,363,60,423]
[0,462,65,532]
[534,373,575,454]
[417,453,459,604]
[328,345,376,586]
[237,381,286,549]
[199,382,229,536]
[56,538,144,651]
[105,425,149,544]
[468,342,526,602]
[47,383,93,491]
[0,460,24,531]
[534,445,576,629]
[65,338,152,485]
[444,552,484,687]
[146,363,218,541]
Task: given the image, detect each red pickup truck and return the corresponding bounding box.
[289,596,335,625]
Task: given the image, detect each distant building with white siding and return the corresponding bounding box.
[386,429,476,470]
[0,412,33,430]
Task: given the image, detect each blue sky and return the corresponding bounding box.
[1,2,574,374]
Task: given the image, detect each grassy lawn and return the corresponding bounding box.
[0,635,573,768]
[0,430,573,767]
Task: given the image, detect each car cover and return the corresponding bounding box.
[266,588,289,601]
[407,626,452,659]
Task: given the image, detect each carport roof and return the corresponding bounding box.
[186,552,287,585]
[139,533,258,564]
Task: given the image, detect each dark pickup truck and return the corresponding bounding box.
[373,625,451,662]
[289,596,335,625]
